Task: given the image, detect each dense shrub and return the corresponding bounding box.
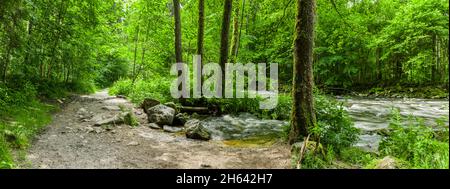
[1,84,54,168]
[379,109,449,169]
[109,77,172,104]
[312,95,359,151]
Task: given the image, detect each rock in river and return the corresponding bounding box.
[185,119,211,141]
[147,104,175,126]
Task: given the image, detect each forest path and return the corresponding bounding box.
[18,90,290,169]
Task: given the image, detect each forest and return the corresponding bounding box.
[0,0,449,169]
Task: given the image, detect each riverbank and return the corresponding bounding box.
[322,85,449,99]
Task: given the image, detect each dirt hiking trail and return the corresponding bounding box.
[18,90,290,169]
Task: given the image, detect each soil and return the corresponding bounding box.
[17,90,291,169]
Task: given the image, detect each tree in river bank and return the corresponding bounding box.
[289,0,318,144]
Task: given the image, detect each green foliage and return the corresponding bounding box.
[312,95,360,151]
[119,104,139,127]
[314,0,449,88]
[379,109,449,169]
[295,145,335,169]
[109,77,172,104]
[339,147,377,167]
[124,112,139,127]
[109,79,133,96]
[0,85,53,168]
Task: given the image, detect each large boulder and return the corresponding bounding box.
[147,104,175,125]
[140,98,160,114]
[185,119,211,141]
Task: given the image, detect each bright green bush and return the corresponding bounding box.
[110,77,172,104]
[379,109,449,169]
[312,95,359,152]
[109,79,133,96]
[0,134,14,169]
[1,84,54,168]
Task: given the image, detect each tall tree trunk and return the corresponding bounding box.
[289,0,317,144]
[24,20,34,69]
[133,20,150,85]
[376,47,381,81]
[197,0,205,100]
[236,0,245,59]
[431,34,437,83]
[47,0,66,79]
[132,19,141,85]
[219,0,233,96]
[230,0,240,63]
[2,47,10,83]
[173,0,185,103]
[174,0,183,63]
[197,0,205,57]
[395,56,402,81]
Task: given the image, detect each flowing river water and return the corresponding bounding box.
[202,98,449,152]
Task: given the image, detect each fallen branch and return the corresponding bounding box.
[296,134,311,169]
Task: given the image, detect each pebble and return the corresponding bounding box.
[127,141,139,146]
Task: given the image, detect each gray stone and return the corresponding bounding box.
[147,105,175,126]
[77,108,92,119]
[140,98,160,114]
[102,106,121,111]
[148,123,162,129]
[163,125,184,133]
[164,102,177,112]
[185,119,211,141]
[173,113,189,126]
[93,113,126,126]
[127,141,139,146]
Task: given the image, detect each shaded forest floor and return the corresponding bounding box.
[16,90,290,169]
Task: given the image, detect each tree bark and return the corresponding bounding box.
[174,0,183,63]
[431,34,437,83]
[2,47,10,83]
[230,0,240,63]
[197,0,205,57]
[173,0,185,103]
[289,0,317,144]
[132,21,141,85]
[219,0,233,96]
[376,47,381,81]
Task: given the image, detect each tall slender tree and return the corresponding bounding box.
[289,0,317,144]
[197,0,205,100]
[173,0,182,64]
[219,0,233,96]
[229,0,240,63]
[197,0,205,58]
[173,0,185,103]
